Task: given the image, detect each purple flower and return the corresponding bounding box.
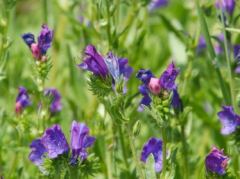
[44,88,62,113]
[215,0,235,15]
[197,36,207,54]
[70,121,95,164]
[79,45,108,77]
[15,86,31,114]
[205,147,229,175]
[37,25,54,55]
[233,45,240,60]
[217,106,240,135]
[29,139,47,165]
[138,85,152,111]
[141,137,163,173]
[104,52,133,93]
[136,63,179,110]
[29,125,69,166]
[22,25,53,61]
[41,125,69,159]
[136,69,154,85]
[148,0,168,11]
[22,33,35,47]
[136,69,154,110]
[79,45,133,92]
[159,63,179,90]
[171,88,183,113]
[29,122,96,167]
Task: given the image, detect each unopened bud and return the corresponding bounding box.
[133,120,141,136]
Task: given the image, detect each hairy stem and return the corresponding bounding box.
[161,126,167,177]
[181,124,189,179]
[221,12,236,110]
[118,126,129,170]
[127,127,145,179]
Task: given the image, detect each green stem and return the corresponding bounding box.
[127,127,145,179]
[106,0,112,47]
[43,0,48,24]
[180,124,189,179]
[220,12,236,109]
[161,126,167,178]
[118,126,130,170]
[196,2,231,105]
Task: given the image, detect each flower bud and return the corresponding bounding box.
[31,43,40,59]
[148,77,161,95]
[133,120,141,136]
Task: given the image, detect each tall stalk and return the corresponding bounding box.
[196,2,231,105]
[127,127,145,179]
[161,126,167,178]
[220,12,236,109]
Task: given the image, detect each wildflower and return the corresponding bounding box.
[215,0,235,15]
[148,0,168,11]
[22,25,53,61]
[79,45,133,93]
[234,45,240,60]
[70,121,96,164]
[159,63,179,90]
[217,106,240,135]
[141,137,163,172]
[171,88,183,113]
[205,147,229,175]
[136,63,179,111]
[44,88,62,113]
[29,122,95,167]
[15,86,31,114]
[29,139,47,165]
[79,45,108,77]
[41,125,69,159]
[29,124,69,166]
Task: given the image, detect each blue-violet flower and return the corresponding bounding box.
[205,147,229,175]
[22,25,53,61]
[217,106,240,135]
[15,86,31,114]
[141,137,163,173]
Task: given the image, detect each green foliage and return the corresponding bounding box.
[42,154,100,179]
[1,0,240,178]
[88,75,113,98]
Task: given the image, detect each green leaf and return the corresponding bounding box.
[196,2,231,105]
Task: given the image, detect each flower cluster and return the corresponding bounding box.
[136,63,182,112]
[205,147,229,175]
[29,121,95,168]
[78,44,133,93]
[22,25,53,61]
[15,87,62,115]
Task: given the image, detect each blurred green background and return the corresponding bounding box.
[0,0,240,178]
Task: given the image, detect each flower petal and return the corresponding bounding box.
[41,125,69,159]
